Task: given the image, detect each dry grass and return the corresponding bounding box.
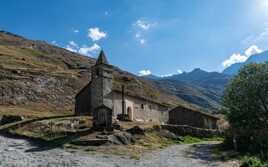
[0,104,71,118]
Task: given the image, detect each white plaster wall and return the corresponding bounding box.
[112,92,169,123]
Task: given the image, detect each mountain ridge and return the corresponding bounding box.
[223,50,268,75]
[0,31,203,117]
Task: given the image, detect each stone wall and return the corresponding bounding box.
[161,124,222,138]
[75,83,91,115]
[113,92,169,123]
[169,106,218,129]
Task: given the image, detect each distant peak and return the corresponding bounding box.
[191,68,206,73]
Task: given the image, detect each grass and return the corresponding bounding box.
[240,156,268,167]
[179,135,224,144]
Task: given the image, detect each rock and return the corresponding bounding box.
[157,129,182,141]
[126,126,145,135]
[108,132,134,145]
[112,121,122,130]
[0,115,23,125]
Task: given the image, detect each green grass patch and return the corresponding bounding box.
[241,156,268,167]
[180,135,224,144]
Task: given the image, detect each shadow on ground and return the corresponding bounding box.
[0,129,93,153]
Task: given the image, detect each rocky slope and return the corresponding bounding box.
[0,31,193,117]
[144,69,230,111]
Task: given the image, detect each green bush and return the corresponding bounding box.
[240,156,267,167]
[222,62,268,158]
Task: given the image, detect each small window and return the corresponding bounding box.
[141,104,144,109]
[96,69,100,76]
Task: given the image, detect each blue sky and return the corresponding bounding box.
[1,0,268,76]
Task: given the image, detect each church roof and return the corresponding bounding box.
[96,50,109,65]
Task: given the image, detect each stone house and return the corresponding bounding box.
[75,51,169,124]
[168,106,219,129]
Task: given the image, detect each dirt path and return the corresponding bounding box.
[0,135,238,167]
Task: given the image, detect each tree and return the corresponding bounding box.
[222,62,268,155]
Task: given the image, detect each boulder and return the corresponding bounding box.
[108,132,134,145]
[157,129,182,141]
[126,126,145,135]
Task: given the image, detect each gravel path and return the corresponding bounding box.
[0,135,235,167]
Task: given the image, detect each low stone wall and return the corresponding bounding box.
[161,124,222,138]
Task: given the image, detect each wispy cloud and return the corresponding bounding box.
[222,45,263,68]
[138,70,151,76]
[73,29,79,33]
[65,41,79,52]
[177,69,183,74]
[135,19,155,30]
[133,19,156,45]
[51,40,59,46]
[88,27,107,41]
[160,69,183,78]
[65,41,101,56]
[78,43,101,56]
[104,11,109,16]
[242,27,268,45]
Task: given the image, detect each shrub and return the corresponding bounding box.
[240,156,268,167]
[222,62,268,158]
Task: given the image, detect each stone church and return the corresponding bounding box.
[75,51,170,125]
[75,51,220,130]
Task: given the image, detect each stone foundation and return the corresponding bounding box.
[161,124,222,138]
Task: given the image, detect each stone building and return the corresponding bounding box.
[168,106,219,129]
[75,51,170,125]
[75,51,220,130]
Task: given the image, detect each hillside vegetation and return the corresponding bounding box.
[0,31,195,117]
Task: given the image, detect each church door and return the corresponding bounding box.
[127,107,133,121]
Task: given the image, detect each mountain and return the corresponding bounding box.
[0,31,197,117]
[223,50,268,75]
[144,68,230,111]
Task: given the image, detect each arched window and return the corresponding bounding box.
[141,104,144,109]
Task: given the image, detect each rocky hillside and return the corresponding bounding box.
[144,69,230,111]
[0,31,194,117]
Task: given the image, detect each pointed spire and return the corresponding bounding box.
[96,50,109,65]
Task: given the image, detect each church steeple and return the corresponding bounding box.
[96,50,109,65]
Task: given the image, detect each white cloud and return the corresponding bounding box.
[73,29,79,33]
[160,74,173,77]
[88,27,107,41]
[138,70,151,76]
[222,45,263,68]
[133,19,156,45]
[65,41,101,57]
[222,53,248,68]
[78,43,101,56]
[69,41,78,48]
[139,39,145,44]
[65,41,79,52]
[135,19,154,30]
[244,45,263,57]
[104,11,109,16]
[51,41,58,46]
[135,33,141,38]
[177,69,183,74]
[160,70,183,78]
